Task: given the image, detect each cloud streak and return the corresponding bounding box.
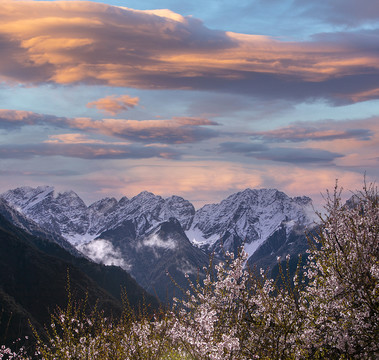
[0,1,379,103]
[67,116,219,144]
[0,142,181,160]
[219,142,343,164]
[0,109,65,129]
[250,122,374,142]
[0,109,219,144]
[44,133,129,145]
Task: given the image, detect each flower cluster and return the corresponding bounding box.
[302,182,379,358]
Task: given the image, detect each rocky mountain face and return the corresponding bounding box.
[185,188,315,259]
[79,217,209,301]
[0,197,82,257]
[1,186,316,301]
[0,211,159,346]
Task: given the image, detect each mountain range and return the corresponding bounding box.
[1,186,316,303]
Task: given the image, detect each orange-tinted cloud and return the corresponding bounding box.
[0,109,63,128]
[67,116,219,143]
[0,109,219,144]
[0,1,379,102]
[87,95,139,115]
[44,133,130,145]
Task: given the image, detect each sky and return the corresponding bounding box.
[0,0,378,209]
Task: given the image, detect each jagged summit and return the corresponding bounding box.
[1,185,315,256]
[185,188,315,257]
[1,185,54,211]
[0,186,196,245]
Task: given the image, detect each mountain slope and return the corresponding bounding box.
[79,217,210,302]
[0,213,159,346]
[0,198,81,257]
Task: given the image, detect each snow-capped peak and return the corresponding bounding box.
[1,185,316,260]
[185,188,315,257]
[0,186,195,246]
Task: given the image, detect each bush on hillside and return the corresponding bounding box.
[1,182,378,359]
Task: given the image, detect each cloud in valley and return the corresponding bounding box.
[78,238,131,271]
[143,234,177,250]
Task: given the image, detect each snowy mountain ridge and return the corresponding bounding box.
[1,186,195,246]
[1,185,317,302]
[1,185,315,260]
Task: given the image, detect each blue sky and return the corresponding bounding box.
[0,0,378,208]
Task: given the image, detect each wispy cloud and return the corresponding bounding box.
[221,116,379,167]
[44,133,130,145]
[295,0,379,27]
[87,95,139,115]
[250,122,374,142]
[0,109,64,129]
[220,142,343,164]
[0,168,78,177]
[77,159,369,211]
[78,238,131,271]
[0,1,379,103]
[253,147,344,164]
[0,143,181,160]
[142,234,177,250]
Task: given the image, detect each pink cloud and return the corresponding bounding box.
[250,121,373,142]
[0,109,219,144]
[44,133,130,145]
[67,116,219,143]
[86,95,139,115]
